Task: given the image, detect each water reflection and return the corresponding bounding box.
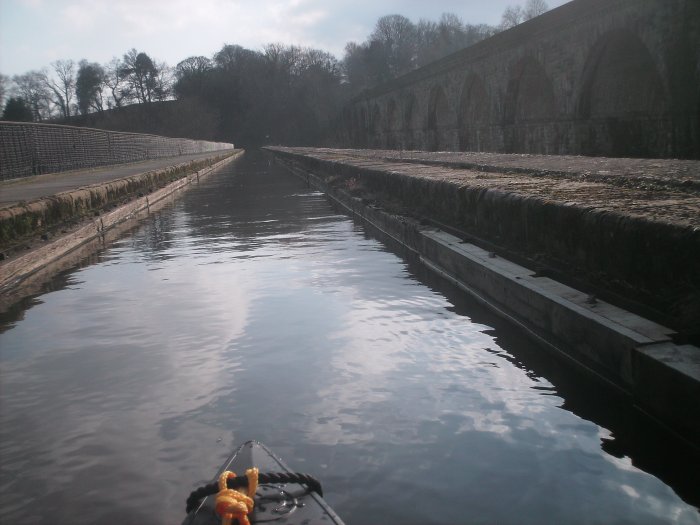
[0,152,698,524]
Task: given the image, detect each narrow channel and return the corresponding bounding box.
[0,152,698,524]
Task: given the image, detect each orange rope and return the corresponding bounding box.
[214,468,259,525]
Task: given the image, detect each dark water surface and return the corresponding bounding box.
[1,153,698,524]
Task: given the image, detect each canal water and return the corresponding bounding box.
[1,152,698,524]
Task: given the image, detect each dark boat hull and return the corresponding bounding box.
[183,441,344,525]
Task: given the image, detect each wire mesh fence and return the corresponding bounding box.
[0,122,234,180]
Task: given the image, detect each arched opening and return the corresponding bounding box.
[578,30,668,157]
[503,56,557,153]
[458,75,490,151]
[427,85,449,151]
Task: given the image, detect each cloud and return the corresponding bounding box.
[1,0,572,75]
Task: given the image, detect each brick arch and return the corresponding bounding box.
[427,85,449,151]
[503,56,557,153]
[458,74,490,151]
[578,29,669,157]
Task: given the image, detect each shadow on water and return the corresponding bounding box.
[344,197,700,511]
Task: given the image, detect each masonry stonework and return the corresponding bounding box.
[340,0,700,159]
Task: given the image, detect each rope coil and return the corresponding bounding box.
[186,471,324,515]
[214,468,258,525]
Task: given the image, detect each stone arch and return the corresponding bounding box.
[427,85,449,151]
[503,56,557,153]
[578,29,670,157]
[458,75,490,151]
[403,94,419,150]
[385,98,399,149]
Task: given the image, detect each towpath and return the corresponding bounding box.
[0,151,229,207]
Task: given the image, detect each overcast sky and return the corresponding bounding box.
[1,0,570,77]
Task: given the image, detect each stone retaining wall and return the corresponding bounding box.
[0,122,234,180]
[266,147,700,337]
[0,152,237,249]
[0,151,243,295]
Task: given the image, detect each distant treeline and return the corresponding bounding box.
[343,14,495,92]
[0,1,548,146]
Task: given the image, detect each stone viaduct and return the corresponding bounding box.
[339,0,700,159]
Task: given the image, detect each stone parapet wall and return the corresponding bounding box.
[0,122,234,180]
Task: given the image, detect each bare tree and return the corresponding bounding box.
[500,5,523,30]
[298,48,339,76]
[415,13,494,67]
[342,41,369,88]
[13,71,53,120]
[500,0,549,30]
[524,0,549,20]
[44,59,76,118]
[370,14,417,77]
[120,49,159,104]
[343,12,494,93]
[103,57,128,108]
[174,56,212,98]
[214,44,257,72]
[176,56,212,77]
[152,61,173,101]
